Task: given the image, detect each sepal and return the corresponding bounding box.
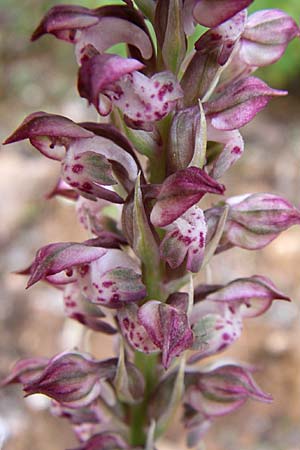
[160,206,207,272]
[1,358,48,387]
[194,0,253,28]
[27,241,107,288]
[138,300,194,369]
[150,167,225,227]
[4,112,93,160]
[195,275,290,318]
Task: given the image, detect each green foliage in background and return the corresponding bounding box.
[249,0,300,87]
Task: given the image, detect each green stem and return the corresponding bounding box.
[130,352,158,446]
[130,110,173,447]
[149,115,172,184]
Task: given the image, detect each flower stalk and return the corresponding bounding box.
[2,1,300,449]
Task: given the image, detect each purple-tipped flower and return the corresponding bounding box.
[205,193,300,252]
[204,76,287,131]
[23,352,105,408]
[26,241,108,288]
[26,240,146,308]
[240,9,299,68]
[195,274,290,318]
[184,362,272,444]
[220,9,299,87]
[78,53,183,129]
[4,112,139,201]
[31,4,153,64]
[118,300,194,369]
[160,205,207,272]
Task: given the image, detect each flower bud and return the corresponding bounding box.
[23,352,104,408]
[205,193,300,252]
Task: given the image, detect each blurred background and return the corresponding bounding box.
[0,1,300,449]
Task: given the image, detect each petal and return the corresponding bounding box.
[150,167,225,227]
[118,304,158,354]
[207,122,244,179]
[138,300,194,369]
[240,39,289,67]
[193,0,253,28]
[115,70,183,127]
[77,250,146,308]
[46,179,79,201]
[195,10,247,65]
[229,193,300,232]
[78,53,144,113]
[160,206,207,272]
[204,77,287,130]
[63,283,117,334]
[186,385,246,416]
[190,303,243,362]
[62,150,124,203]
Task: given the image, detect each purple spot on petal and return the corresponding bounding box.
[82,182,92,191]
[222,333,230,341]
[72,164,84,174]
[231,146,241,154]
[111,293,120,303]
